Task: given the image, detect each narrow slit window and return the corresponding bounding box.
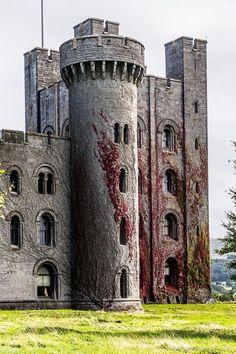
[120,269,129,298]
[195,138,199,150]
[196,181,199,193]
[47,173,54,195]
[10,215,20,246]
[114,123,120,143]
[120,217,127,245]
[194,101,199,114]
[124,124,129,145]
[38,173,45,194]
[196,225,200,236]
[119,169,127,193]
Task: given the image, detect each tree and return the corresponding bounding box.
[219,142,236,281]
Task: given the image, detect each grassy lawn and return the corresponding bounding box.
[0,304,235,353]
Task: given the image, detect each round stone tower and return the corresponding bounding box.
[60,18,145,310]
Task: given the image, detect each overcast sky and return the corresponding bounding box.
[0,0,235,239]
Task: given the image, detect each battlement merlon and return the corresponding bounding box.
[73,18,120,37]
[165,36,207,80]
[24,47,60,61]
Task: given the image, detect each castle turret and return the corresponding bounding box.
[60,18,145,310]
[165,37,210,302]
[24,48,61,133]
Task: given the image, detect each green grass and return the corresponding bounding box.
[0,304,235,353]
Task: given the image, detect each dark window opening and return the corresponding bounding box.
[124,124,129,145]
[119,168,127,193]
[195,138,199,150]
[196,225,200,236]
[162,126,175,151]
[165,258,179,288]
[138,169,142,194]
[10,215,20,246]
[37,264,56,299]
[114,123,120,143]
[164,169,177,195]
[10,170,19,195]
[194,101,199,114]
[38,173,45,194]
[39,214,53,246]
[120,217,127,245]
[120,269,129,298]
[47,174,54,195]
[196,181,199,193]
[137,122,142,148]
[164,214,177,240]
[65,124,70,138]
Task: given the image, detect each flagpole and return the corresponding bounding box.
[41,0,44,48]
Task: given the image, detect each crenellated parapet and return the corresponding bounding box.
[60,18,145,87]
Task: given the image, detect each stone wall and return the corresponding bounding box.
[0,131,71,308]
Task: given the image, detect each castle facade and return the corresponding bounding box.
[0,18,210,310]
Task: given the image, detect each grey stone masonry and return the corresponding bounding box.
[0,18,210,309]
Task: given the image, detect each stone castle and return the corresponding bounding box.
[0,18,210,310]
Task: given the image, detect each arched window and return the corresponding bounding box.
[38,173,45,194]
[164,169,177,195]
[9,170,19,195]
[37,167,55,195]
[164,214,177,240]
[119,168,127,193]
[62,119,70,138]
[124,124,129,145]
[165,258,178,288]
[162,125,175,151]
[114,123,120,143]
[195,138,199,150]
[43,125,54,135]
[120,269,129,298]
[47,174,54,195]
[138,169,142,194]
[137,122,142,148]
[37,263,57,298]
[10,215,21,246]
[120,217,127,245]
[39,214,53,246]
